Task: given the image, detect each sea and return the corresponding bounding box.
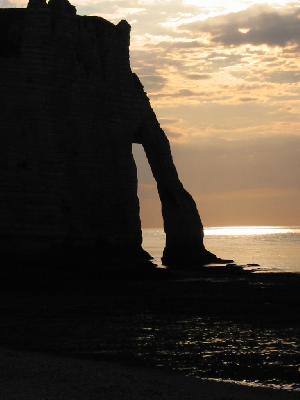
[102,226,299,392]
[64,227,299,392]
[142,226,300,273]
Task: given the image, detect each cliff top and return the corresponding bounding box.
[0,0,131,58]
[0,0,127,30]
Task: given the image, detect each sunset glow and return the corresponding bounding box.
[204,226,297,236]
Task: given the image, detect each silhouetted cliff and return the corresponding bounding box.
[0,0,220,270]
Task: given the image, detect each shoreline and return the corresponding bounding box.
[0,272,299,395]
[0,348,299,400]
[1,270,299,319]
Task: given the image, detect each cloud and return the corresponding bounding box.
[159,117,179,125]
[268,70,300,84]
[0,0,18,6]
[185,73,211,80]
[238,96,261,103]
[140,74,167,91]
[171,134,300,195]
[130,49,171,92]
[161,102,294,132]
[76,0,202,36]
[153,40,206,50]
[180,5,300,47]
[163,128,183,140]
[176,89,198,97]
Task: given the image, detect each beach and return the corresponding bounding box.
[0,270,299,397]
[1,347,299,400]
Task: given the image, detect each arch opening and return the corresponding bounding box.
[132,143,165,264]
[132,143,163,229]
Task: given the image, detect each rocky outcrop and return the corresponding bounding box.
[0,0,220,269]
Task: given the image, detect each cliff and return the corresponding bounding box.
[0,0,221,270]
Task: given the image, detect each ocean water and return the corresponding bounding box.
[131,226,300,391]
[87,313,300,392]
[142,226,300,273]
[37,226,297,392]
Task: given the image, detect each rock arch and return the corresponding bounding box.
[0,0,220,268]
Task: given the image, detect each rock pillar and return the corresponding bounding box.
[132,75,218,267]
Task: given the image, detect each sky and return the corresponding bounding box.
[2,0,300,227]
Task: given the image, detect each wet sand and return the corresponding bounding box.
[0,348,299,400]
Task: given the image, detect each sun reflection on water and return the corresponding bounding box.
[204,226,297,236]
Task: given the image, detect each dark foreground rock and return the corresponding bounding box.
[0,268,299,319]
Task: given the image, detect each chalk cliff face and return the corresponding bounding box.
[0,0,217,267]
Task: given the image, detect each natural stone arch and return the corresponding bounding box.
[133,121,208,267]
[0,0,223,270]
